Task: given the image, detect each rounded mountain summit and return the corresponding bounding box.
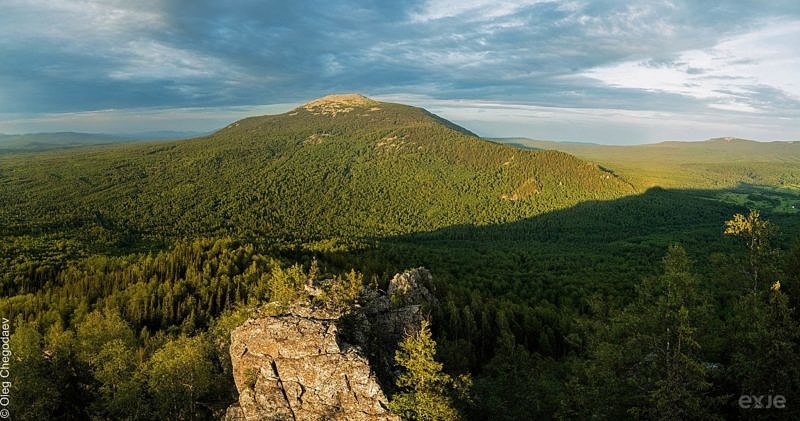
[1,93,636,242]
[221,93,478,137]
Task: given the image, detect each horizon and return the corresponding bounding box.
[1,1,799,144]
[1,93,795,145]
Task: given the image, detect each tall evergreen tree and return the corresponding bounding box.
[730,288,800,419]
[725,213,800,418]
[390,320,465,421]
[724,210,779,291]
[564,245,720,419]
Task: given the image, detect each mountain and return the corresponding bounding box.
[495,137,800,189]
[0,94,634,249]
[5,95,800,421]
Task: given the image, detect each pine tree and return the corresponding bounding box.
[730,287,800,419]
[724,210,778,291]
[642,246,718,419]
[389,320,463,420]
[565,245,720,419]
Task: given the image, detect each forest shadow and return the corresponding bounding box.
[382,184,799,249]
[325,185,800,307]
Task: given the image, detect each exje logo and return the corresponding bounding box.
[739,395,786,409]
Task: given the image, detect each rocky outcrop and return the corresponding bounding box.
[227,310,395,420]
[358,268,437,385]
[301,93,379,117]
[225,268,436,421]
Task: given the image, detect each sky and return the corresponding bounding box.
[0,0,799,144]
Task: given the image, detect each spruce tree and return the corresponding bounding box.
[565,245,720,419]
[390,320,462,420]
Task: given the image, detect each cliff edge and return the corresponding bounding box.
[224,268,437,420]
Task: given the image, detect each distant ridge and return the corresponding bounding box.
[0,132,125,152]
[0,130,208,152]
[493,137,800,189]
[495,136,795,148]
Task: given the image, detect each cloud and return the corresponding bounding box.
[374,94,800,143]
[0,0,798,141]
[409,0,555,22]
[580,20,800,114]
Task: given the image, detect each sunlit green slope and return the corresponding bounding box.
[0,94,634,253]
[498,137,800,190]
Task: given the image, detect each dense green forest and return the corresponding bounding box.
[2,95,800,419]
[499,137,800,191]
[0,95,633,256]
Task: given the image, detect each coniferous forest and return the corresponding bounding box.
[2,96,800,419]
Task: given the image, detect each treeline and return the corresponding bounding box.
[4,238,272,330]
[5,237,362,419]
[6,211,800,419]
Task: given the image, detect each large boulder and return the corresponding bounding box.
[228,310,397,420]
[386,268,436,307]
[225,268,436,421]
[358,268,437,385]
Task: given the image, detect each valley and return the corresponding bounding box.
[4,1,800,419]
[3,95,799,420]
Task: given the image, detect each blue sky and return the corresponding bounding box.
[0,0,798,143]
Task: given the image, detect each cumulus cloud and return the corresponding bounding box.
[581,20,800,115]
[0,0,798,142]
[374,94,800,143]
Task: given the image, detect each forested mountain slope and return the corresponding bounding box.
[499,137,800,189]
[4,95,800,420]
[0,94,634,255]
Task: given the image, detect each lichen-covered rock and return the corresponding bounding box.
[223,404,246,421]
[229,311,397,420]
[225,267,437,421]
[359,268,438,387]
[386,267,436,308]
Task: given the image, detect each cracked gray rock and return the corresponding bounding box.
[224,268,436,421]
[227,314,397,421]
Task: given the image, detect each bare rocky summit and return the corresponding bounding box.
[225,268,437,421]
[301,93,380,117]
